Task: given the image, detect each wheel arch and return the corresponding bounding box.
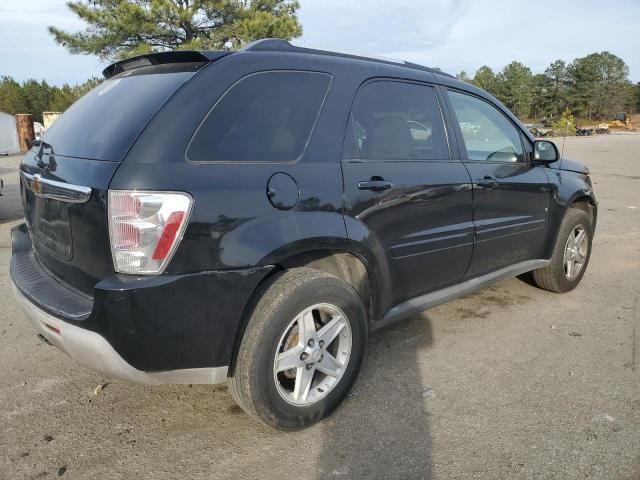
[569,195,597,228]
[227,248,379,376]
[546,191,597,259]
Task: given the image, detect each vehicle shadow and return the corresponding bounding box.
[314,313,434,479]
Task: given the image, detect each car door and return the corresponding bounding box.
[342,80,474,306]
[444,89,551,277]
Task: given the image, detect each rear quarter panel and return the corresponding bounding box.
[111,52,355,273]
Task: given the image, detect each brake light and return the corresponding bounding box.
[108,190,193,274]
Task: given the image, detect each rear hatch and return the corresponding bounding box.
[19,57,213,296]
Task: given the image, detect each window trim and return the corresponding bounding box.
[184,69,333,164]
[444,87,529,165]
[341,78,454,163]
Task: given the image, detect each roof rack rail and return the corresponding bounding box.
[242,39,454,78]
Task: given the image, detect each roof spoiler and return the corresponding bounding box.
[102,50,229,79]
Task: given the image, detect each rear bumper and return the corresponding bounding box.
[10,223,274,382]
[13,285,228,384]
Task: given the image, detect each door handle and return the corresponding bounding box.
[358,179,393,191]
[476,176,498,189]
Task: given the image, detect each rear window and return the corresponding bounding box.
[187,71,331,162]
[42,63,203,161]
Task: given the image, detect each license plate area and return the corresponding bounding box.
[25,195,72,260]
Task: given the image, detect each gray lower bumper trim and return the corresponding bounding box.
[12,284,228,385]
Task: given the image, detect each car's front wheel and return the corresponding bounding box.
[228,268,367,430]
[532,207,593,293]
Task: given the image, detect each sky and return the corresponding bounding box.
[1,0,639,85]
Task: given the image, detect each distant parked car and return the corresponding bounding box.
[12,40,597,430]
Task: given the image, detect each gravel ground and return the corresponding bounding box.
[0,135,638,480]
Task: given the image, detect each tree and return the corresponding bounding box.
[471,66,497,95]
[568,52,630,119]
[529,73,550,119]
[49,85,78,113]
[0,76,105,121]
[540,60,569,118]
[73,77,103,98]
[20,80,54,123]
[456,71,471,83]
[49,0,302,61]
[0,76,29,116]
[551,107,576,136]
[495,62,533,118]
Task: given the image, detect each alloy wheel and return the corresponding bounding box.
[563,224,588,280]
[273,303,352,406]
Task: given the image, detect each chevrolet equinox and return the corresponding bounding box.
[11,39,597,430]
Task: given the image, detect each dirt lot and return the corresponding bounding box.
[1,135,638,480]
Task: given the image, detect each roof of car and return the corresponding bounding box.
[241,39,455,79]
[103,39,455,81]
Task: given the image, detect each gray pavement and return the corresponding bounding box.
[0,135,638,479]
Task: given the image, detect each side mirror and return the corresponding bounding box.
[533,140,559,164]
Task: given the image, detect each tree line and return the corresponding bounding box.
[2,51,638,126]
[4,1,638,126]
[2,0,303,124]
[457,52,639,122]
[0,77,102,124]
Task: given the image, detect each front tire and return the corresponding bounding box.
[532,208,593,293]
[228,268,368,430]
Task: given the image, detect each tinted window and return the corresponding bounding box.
[43,63,203,161]
[447,91,524,162]
[188,71,331,162]
[343,81,448,161]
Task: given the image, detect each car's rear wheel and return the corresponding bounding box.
[228,268,367,430]
[532,207,593,293]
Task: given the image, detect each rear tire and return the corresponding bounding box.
[228,268,367,430]
[532,208,593,293]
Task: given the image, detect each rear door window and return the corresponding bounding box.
[187,71,332,162]
[343,81,449,161]
[42,63,204,161]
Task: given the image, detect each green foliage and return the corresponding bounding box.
[21,80,54,123]
[2,47,636,126]
[0,77,103,122]
[567,52,630,119]
[456,71,471,83]
[465,52,634,121]
[538,59,570,119]
[0,77,30,117]
[495,61,533,118]
[49,0,303,61]
[551,107,577,136]
[471,66,497,93]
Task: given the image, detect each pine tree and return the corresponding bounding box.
[49,0,302,61]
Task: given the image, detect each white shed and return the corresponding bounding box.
[0,112,20,155]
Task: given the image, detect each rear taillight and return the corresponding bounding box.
[108,190,192,275]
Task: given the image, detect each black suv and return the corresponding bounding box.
[11,40,596,430]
